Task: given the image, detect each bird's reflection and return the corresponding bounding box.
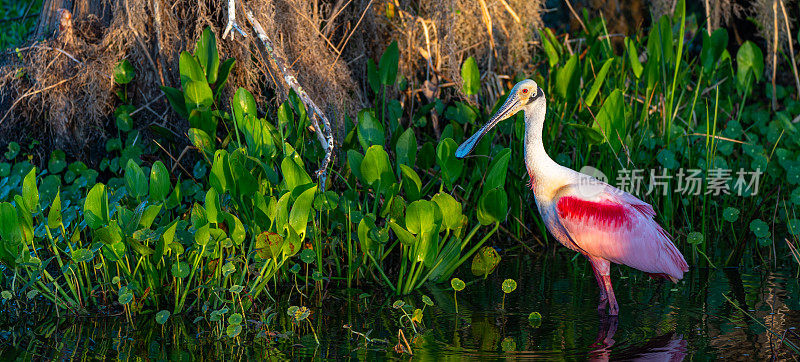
[589,313,687,361]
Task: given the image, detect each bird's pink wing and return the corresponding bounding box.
[553,182,688,281]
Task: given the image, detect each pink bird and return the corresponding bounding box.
[455,79,688,315]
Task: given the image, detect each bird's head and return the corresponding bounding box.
[455,79,544,158]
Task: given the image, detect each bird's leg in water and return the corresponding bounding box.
[591,265,608,309]
[588,257,610,312]
[602,275,619,315]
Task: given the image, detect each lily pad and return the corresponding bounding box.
[722,207,740,223]
[502,279,517,294]
[687,232,704,245]
[450,278,465,291]
[155,310,170,325]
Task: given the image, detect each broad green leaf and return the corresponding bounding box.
[367,58,380,94]
[0,203,23,263]
[125,159,148,198]
[224,213,246,245]
[277,101,294,136]
[431,192,462,230]
[113,59,136,84]
[118,292,133,305]
[95,221,122,244]
[184,80,213,110]
[188,128,214,156]
[216,58,235,92]
[347,150,365,183]
[501,337,516,352]
[4,142,19,160]
[586,58,616,106]
[226,324,242,338]
[156,310,170,325]
[540,29,559,67]
[405,200,437,235]
[436,138,463,190]
[281,156,312,192]
[256,232,284,260]
[701,28,728,74]
[593,89,627,152]
[379,40,399,85]
[658,16,674,65]
[47,191,62,229]
[395,127,417,169]
[179,51,206,88]
[555,54,580,101]
[196,27,220,83]
[361,145,395,193]
[102,240,126,262]
[484,148,511,190]
[149,161,170,202]
[625,37,643,79]
[358,214,377,255]
[567,123,604,145]
[471,246,500,278]
[399,164,422,202]
[736,41,764,90]
[313,191,339,211]
[356,110,385,150]
[687,231,703,245]
[477,187,507,225]
[160,86,187,118]
[232,87,257,125]
[139,204,162,229]
[155,219,178,261]
[289,185,318,239]
[71,248,94,263]
[461,56,480,96]
[84,183,109,229]
[195,224,210,245]
[388,221,415,246]
[205,188,220,224]
[21,167,38,212]
[229,312,243,325]
[209,150,230,195]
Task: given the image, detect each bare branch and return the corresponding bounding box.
[243,5,334,191]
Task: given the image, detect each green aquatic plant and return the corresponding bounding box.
[450,277,465,313]
[501,279,517,310]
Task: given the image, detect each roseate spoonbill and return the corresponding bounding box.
[455,79,688,315]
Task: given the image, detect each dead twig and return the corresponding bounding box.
[498,0,521,23]
[223,0,247,40]
[130,93,165,116]
[771,0,778,111]
[329,0,373,71]
[244,6,334,192]
[778,0,800,100]
[564,0,588,34]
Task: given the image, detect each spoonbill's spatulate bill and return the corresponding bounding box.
[456,79,688,315]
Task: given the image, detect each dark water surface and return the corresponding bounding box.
[2,252,798,360]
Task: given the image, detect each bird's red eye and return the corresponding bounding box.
[522,89,529,94]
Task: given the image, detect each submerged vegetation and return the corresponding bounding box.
[1,0,799,356]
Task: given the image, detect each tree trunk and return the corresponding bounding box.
[34,0,111,39]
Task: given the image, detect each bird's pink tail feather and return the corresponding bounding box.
[655,224,689,281]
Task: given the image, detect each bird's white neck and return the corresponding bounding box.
[523,100,569,198]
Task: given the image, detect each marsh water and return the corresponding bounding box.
[2,250,798,360]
